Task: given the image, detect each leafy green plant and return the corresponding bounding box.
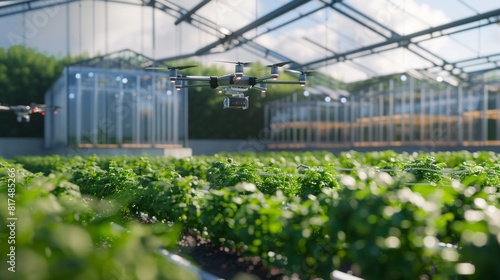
[297,167,339,198]
[403,157,446,183]
[0,161,194,280]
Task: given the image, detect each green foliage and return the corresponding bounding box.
[0,160,195,280]
[297,167,339,198]
[5,151,500,279]
[206,160,263,190]
[403,156,447,183]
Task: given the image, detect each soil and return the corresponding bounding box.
[175,234,289,280]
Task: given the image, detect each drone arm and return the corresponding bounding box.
[255,75,275,83]
[176,83,212,88]
[262,80,303,85]
[177,76,212,82]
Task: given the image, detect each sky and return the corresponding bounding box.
[0,0,499,82]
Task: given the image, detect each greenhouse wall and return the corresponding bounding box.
[265,74,500,150]
[45,66,188,151]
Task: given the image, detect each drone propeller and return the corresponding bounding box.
[285,69,315,86]
[144,64,197,70]
[145,65,197,83]
[285,69,316,75]
[217,61,252,80]
[266,61,293,79]
[217,60,252,66]
[266,61,293,68]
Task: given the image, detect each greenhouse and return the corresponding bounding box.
[265,70,500,149]
[44,50,189,154]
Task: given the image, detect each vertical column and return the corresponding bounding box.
[161,86,166,143]
[287,96,292,143]
[359,92,364,143]
[92,72,98,146]
[343,102,348,144]
[457,85,463,146]
[292,93,298,143]
[183,85,189,147]
[307,102,312,144]
[326,102,330,142]
[76,75,82,147]
[438,84,446,141]
[173,87,179,144]
[281,100,285,142]
[316,102,321,143]
[409,76,415,144]
[135,75,141,144]
[388,79,394,144]
[378,94,383,142]
[482,84,488,144]
[156,82,161,144]
[168,86,173,144]
[150,76,156,146]
[446,86,451,143]
[117,79,123,146]
[300,102,305,143]
[420,84,426,144]
[264,103,269,142]
[334,103,339,143]
[496,91,500,141]
[368,88,374,143]
[378,83,384,142]
[401,81,406,143]
[467,89,473,142]
[429,88,434,143]
[350,95,356,146]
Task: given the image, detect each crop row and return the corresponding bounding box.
[2,150,500,279]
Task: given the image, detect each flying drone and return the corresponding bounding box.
[146,61,311,109]
[0,103,59,122]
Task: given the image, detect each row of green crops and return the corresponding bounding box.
[2,150,500,279]
[0,160,198,280]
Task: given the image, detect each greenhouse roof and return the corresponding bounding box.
[0,0,499,84]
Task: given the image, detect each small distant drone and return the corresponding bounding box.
[146,61,311,109]
[0,103,59,122]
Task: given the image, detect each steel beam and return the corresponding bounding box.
[193,0,311,56]
[303,8,500,70]
[174,0,211,25]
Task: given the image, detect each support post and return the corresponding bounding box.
[388,79,394,144]
[482,83,488,144]
[409,76,415,144]
[457,85,463,146]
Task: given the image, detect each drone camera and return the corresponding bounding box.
[223,96,249,110]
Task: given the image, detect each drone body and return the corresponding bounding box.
[146,61,309,109]
[0,103,59,122]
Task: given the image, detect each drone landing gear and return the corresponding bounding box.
[223,93,249,110]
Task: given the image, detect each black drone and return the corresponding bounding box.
[0,103,59,122]
[146,61,311,109]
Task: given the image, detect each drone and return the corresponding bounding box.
[146,61,310,109]
[0,103,59,122]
